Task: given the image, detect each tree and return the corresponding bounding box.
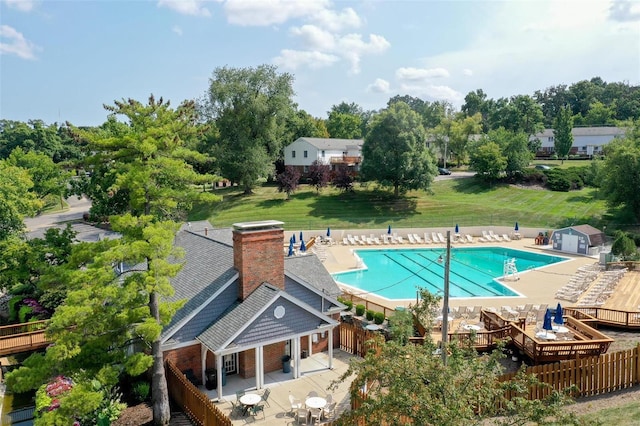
[307,160,331,192]
[611,231,638,260]
[486,129,532,178]
[203,65,296,193]
[361,102,437,197]
[326,111,362,139]
[600,123,640,220]
[500,95,544,137]
[448,113,482,167]
[276,166,301,200]
[284,110,329,141]
[71,95,219,425]
[553,105,574,163]
[331,288,582,426]
[0,161,42,241]
[580,101,616,126]
[332,168,354,192]
[469,140,506,181]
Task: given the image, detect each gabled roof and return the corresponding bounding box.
[294,137,364,150]
[196,283,338,354]
[284,255,341,297]
[553,224,605,247]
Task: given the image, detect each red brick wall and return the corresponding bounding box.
[164,344,202,382]
[233,227,285,300]
[238,342,286,378]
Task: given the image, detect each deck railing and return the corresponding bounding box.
[0,320,50,356]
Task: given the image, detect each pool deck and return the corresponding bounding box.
[320,235,608,312]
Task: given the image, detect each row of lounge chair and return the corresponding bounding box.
[576,267,627,306]
[341,232,478,245]
[479,230,513,242]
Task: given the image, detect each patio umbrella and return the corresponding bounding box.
[553,303,564,325]
[327,227,331,237]
[287,240,294,257]
[292,234,296,244]
[300,231,304,241]
[300,239,306,252]
[543,309,553,334]
[387,225,392,235]
[515,222,519,232]
[455,224,459,234]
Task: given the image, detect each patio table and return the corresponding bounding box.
[240,393,261,415]
[306,396,327,409]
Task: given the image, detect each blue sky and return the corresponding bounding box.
[1,0,639,127]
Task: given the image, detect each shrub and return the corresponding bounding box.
[343,300,353,311]
[545,170,571,192]
[365,310,375,321]
[8,296,23,322]
[355,304,365,316]
[131,381,150,403]
[373,312,385,325]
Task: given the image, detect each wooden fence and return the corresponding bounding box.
[340,291,400,321]
[165,359,232,426]
[499,344,640,399]
[339,321,380,356]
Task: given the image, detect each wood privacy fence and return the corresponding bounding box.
[499,344,640,400]
[165,359,232,426]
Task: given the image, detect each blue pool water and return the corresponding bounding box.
[332,247,567,300]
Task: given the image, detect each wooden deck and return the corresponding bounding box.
[602,270,640,311]
[0,320,50,356]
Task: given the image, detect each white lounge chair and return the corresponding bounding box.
[465,234,474,243]
[489,231,503,241]
[407,234,416,244]
[437,232,446,243]
[413,233,423,243]
[502,234,512,241]
[423,233,432,243]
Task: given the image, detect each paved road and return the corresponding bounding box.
[24,196,119,242]
[434,171,476,181]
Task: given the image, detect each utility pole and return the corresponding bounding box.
[441,230,451,365]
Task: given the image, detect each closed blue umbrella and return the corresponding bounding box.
[288,240,294,257]
[455,224,459,234]
[300,231,303,241]
[515,222,519,232]
[543,309,553,334]
[327,227,331,237]
[300,239,306,252]
[388,225,392,235]
[554,303,564,325]
[292,234,296,244]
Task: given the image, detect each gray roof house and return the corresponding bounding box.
[531,126,627,156]
[160,220,344,399]
[550,224,605,256]
[283,137,364,174]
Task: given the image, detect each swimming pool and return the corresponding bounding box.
[332,247,567,300]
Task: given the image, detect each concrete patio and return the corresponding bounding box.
[201,350,355,424]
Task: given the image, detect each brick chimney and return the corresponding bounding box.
[232,220,285,301]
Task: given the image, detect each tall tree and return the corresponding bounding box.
[448,113,483,167]
[600,122,640,220]
[0,161,42,241]
[486,128,531,178]
[73,95,219,425]
[501,95,545,137]
[361,102,437,197]
[553,105,574,164]
[326,111,362,139]
[204,65,295,193]
[468,140,507,181]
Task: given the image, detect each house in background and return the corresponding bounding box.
[531,126,627,158]
[283,137,364,177]
[550,224,605,256]
[161,220,344,400]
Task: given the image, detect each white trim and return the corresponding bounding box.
[161,339,201,352]
[161,272,239,344]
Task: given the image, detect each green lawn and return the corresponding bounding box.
[190,177,608,231]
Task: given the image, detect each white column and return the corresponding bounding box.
[292,337,299,378]
[200,345,207,385]
[328,328,334,370]
[216,354,223,401]
[308,334,313,357]
[255,346,262,390]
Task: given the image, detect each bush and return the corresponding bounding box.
[343,300,353,311]
[373,312,385,325]
[546,170,571,192]
[131,381,150,403]
[355,304,365,316]
[365,310,375,321]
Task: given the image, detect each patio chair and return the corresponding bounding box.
[423,232,433,243]
[260,387,271,407]
[250,402,266,420]
[296,407,310,424]
[324,394,333,404]
[465,234,474,243]
[230,400,245,418]
[289,394,302,416]
[306,391,318,399]
[309,407,323,424]
[235,389,246,401]
[323,401,337,419]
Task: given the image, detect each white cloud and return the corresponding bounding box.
[609,0,640,22]
[172,25,183,36]
[158,0,211,17]
[395,67,449,81]
[290,25,335,51]
[273,49,339,70]
[399,83,464,103]
[337,33,390,74]
[3,0,34,12]
[463,68,473,76]
[367,78,390,93]
[312,7,362,32]
[0,25,38,59]
[224,0,329,26]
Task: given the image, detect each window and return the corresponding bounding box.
[304,150,308,158]
[548,136,554,142]
[321,150,325,157]
[303,166,309,173]
[292,150,296,158]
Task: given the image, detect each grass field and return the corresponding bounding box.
[190,177,609,231]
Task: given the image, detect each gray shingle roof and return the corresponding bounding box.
[533,127,626,138]
[296,137,364,150]
[284,255,341,297]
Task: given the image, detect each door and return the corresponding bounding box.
[223,353,238,375]
[562,234,579,253]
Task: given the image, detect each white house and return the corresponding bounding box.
[531,126,627,157]
[283,137,364,175]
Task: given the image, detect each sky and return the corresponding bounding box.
[1,0,639,127]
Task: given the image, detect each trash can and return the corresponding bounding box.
[205,368,217,390]
[282,355,291,373]
[301,350,308,359]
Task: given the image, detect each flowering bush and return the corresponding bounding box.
[45,375,73,398]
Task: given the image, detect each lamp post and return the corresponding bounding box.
[440,231,451,365]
